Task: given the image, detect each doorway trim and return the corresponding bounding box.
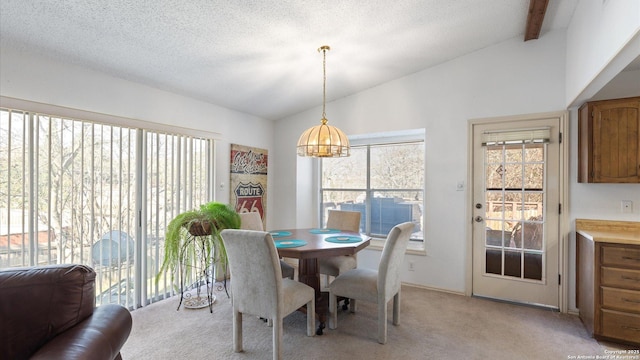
[465,111,569,312]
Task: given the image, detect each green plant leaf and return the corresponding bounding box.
[155,202,240,292]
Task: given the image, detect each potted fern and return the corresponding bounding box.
[157,202,241,311]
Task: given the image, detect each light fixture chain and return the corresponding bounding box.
[322,47,327,119]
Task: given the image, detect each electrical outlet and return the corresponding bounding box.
[621,200,633,214]
[408,261,415,271]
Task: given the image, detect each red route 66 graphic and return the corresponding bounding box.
[234,182,264,218]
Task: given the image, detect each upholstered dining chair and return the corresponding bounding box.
[328,221,415,344]
[318,210,361,283]
[239,212,295,280]
[220,229,316,360]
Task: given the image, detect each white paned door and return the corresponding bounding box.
[471,116,560,308]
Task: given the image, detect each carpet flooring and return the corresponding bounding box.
[121,284,631,359]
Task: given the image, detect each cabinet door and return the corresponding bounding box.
[592,98,640,183]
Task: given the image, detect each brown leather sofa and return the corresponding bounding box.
[0,264,133,360]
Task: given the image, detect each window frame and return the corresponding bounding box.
[319,129,426,252]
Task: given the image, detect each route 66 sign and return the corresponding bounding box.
[234,182,264,217]
[230,144,268,223]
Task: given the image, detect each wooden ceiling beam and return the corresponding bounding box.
[524,0,549,41]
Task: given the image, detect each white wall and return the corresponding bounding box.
[0,46,277,225]
[274,30,568,294]
[566,0,640,106]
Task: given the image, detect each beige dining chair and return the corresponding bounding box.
[318,210,361,282]
[220,229,315,360]
[328,221,415,344]
[238,212,295,280]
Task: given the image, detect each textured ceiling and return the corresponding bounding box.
[0,0,578,120]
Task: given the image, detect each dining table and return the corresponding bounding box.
[269,228,371,335]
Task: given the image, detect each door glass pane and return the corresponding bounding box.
[483,142,545,281]
[505,146,523,163]
[504,250,521,278]
[486,227,508,247]
[485,191,504,220]
[524,252,543,280]
[486,249,501,275]
[146,134,212,306]
[513,218,544,251]
[503,191,522,220]
[485,146,502,164]
[523,193,543,220]
[524,163,544,189]
[525,144,543,162]
[504,164,523,189]
[486,164,504,189]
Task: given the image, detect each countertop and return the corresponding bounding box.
[576,219,640,246]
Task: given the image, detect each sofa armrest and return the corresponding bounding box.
[31,304,132,360]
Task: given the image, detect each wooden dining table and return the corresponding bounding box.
[269,228,371,335]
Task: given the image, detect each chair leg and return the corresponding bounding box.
[349,299,357,313]
[233,309,243,352]
[328,293,337,329]
[273,317,283,360]
[378,301,387,344]
[306,298,316,336]
[392,291,400,325]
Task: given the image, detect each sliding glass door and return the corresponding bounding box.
[0,108,213,309]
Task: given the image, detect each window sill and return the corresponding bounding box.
[367,237,426,255]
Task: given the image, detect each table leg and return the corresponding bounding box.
[297,258,326,335]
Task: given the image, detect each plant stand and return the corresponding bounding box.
[176,232,220,313]
[158,203,239,313]
[183,288,216,310]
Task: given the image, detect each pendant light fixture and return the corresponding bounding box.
[296,45,350,157]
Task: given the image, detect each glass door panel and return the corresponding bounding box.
[483,142,546,281]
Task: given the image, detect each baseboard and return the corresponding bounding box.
[567,308,579,316]
[401,282,466,296]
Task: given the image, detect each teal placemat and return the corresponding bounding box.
[324,235,362,244]
[309,228,341,234]
[269,231,292,237]
[274,239,307,248]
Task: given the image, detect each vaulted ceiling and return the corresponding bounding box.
[0,0,578,120]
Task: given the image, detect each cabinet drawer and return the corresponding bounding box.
[601,309,640,345]
[602,287,640,313]
[602,267,640,290]
[602,246,640,268]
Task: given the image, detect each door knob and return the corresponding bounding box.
[474,216,483,223]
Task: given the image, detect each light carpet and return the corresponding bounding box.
[121,285,624,359]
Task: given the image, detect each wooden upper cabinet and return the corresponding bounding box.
[578,97,640,183]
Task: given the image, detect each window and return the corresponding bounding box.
[320,130,424,242]
[0,106,213,309]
